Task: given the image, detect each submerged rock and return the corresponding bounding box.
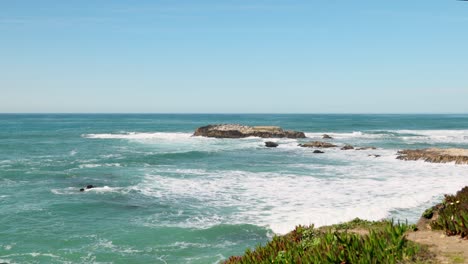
[341,144,354,150]
[396,148,468,165]
[299,141,337,148]
[265,141,279,148]
[313,150,325,154]
[80,185,95,192]
[193,124,306,139]
[356,147,377,150]
[322,134,333,139]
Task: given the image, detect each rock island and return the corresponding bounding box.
[193,124,306,139]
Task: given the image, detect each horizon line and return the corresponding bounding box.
[1,112,468,115]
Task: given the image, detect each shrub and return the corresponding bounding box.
[224,220,429,264]
[431,186,468,238]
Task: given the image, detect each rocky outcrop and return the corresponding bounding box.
[299,141,337,148]
[193,124,306,139]
[341,144,354,150]
[265,141,279,148]
[396,148,468,165]
[416,203,444,231]
[322,134,333,139]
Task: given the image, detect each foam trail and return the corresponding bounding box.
[78,163,121,169]
[51,186,125,195]
[83,132,193,140]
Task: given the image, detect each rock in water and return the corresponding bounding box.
[265,141,279,148]
[193,124,306,139]
[341,144,354,150]
[322,134,333,139]
[356,147,377,150]
[313,150,324,154]
[396,148,468,165]
[299,141,337,148]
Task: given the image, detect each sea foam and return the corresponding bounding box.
[395,129,468,144]
[132,150,468,234]
[305,130,468,144]
[83,132,193,140]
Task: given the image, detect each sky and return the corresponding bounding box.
[0,0,467,113]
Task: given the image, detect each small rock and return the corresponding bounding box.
[368,154,381,158]
[79,188,85,192]
[265,141,279,148]
[86,185,94,189]
[341,144,354,150]
[356,147,377,150]
[299,141,337,148]
[313,150,324,154]
[322,134,333,139]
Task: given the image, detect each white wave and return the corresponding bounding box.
[394,129,468,144]
[51,186,125,195]
[304,131,385,140]
[131,149,468,234]
[140,212,225,230]
[69,149,78,156]
[84,132,306,156]
[170,241,210,249]
[78,163,121,169]
[79,164,101,168]
[167,240,236,250]
[93,239,142,254]
[99,154,122,158]
[0,252,61,259]
[304,129,468,145]
[4,244,13,250]
[85,186,123,193]
[83,132,193,140]
[51,187,78,195]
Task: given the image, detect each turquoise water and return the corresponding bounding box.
[1,114,468,263]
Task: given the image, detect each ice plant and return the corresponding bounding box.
[431,186,468,238]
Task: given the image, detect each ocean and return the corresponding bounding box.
[1,114,468,263]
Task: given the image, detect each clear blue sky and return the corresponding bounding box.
[1,0,467,113]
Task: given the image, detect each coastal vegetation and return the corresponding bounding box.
[224,220,431,264]
[225,187,468,264]
[430,186,468,238]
